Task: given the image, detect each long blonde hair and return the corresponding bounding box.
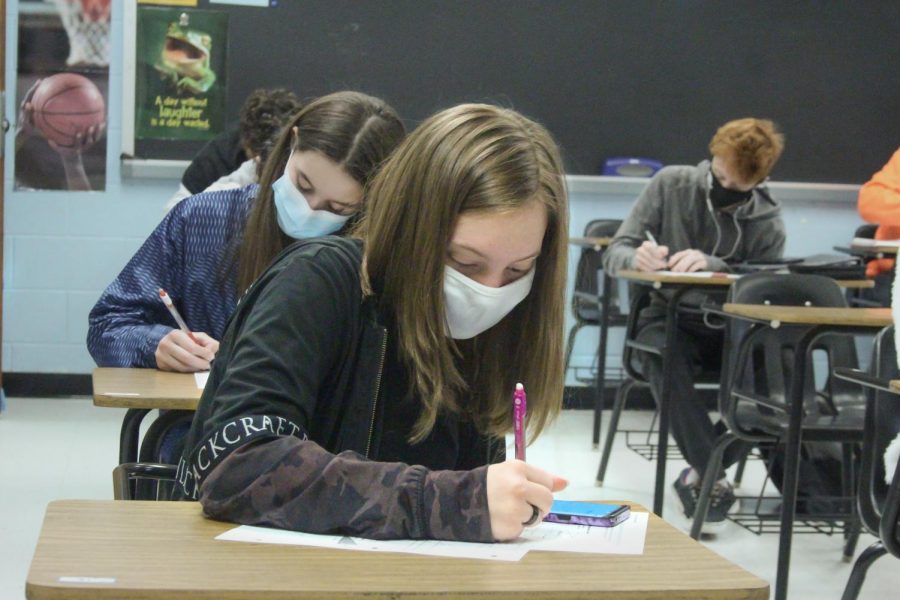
[357,104,568,442]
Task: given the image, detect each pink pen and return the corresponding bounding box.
[513,382,527,461]
[158,288,200,344]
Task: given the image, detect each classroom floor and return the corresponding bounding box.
[1,398,898,599]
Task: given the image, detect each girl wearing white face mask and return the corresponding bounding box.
[175,104,571,547]
[88,91,405,376]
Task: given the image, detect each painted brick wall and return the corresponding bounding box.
[3,2,180,373]
[1,2,865,377]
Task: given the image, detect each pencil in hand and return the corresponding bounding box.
[158,288,200,344]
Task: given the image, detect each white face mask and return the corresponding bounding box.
[443,265,536,339]
[272,156,350,239]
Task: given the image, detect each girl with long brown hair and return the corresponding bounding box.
[88,91,405,373]
[174,103,570,542]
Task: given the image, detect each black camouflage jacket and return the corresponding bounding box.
[172,237,501,542]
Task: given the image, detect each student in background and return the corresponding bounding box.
[87,91,405,372]
[173,104,570,543]
[603,118,785,532]
[165,88,303,212]
[857,148,900,303]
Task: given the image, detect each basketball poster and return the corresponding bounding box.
[135,7,228,142]
[14,0,110,191]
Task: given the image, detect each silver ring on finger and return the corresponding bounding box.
[522,503,541,527]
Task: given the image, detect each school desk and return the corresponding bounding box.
[716,303,891,600]
[92,367,201,464]
[26,500,769,599]
[606,271,874,516]
[838,240,900,258]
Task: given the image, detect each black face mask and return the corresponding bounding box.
[709,172,753,210]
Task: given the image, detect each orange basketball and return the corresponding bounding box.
[31,73,105,148]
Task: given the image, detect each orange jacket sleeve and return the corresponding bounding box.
[858,148,900,225]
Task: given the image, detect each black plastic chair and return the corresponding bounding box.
[564,219,626,446]
[565,219,625,371]
[692,272,867,599]
[834,326,900,600]
[129,410,192,499]
[113,462,178,500]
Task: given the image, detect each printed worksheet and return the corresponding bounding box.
[216,511,648,561]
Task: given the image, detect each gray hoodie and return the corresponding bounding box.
[602,160,785,319]
[603,160,785,275]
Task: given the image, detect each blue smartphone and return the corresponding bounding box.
[543,500,631,527]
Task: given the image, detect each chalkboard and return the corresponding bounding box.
[131,0,900,184]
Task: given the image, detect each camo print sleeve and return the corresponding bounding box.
[199,435,495,542]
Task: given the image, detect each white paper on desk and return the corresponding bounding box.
[657,270,739,279]
[852,237,900,248]
[216,511,648,561]
[216,526,528,561]
[194,371,210,389]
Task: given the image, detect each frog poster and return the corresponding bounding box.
[135,7,227,141]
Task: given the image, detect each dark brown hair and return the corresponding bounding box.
[237,91,405,292]
[238,88,303,172]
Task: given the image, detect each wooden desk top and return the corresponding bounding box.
[617,270,873,290]
[92,367,202,411]
[569,236,613,249]
[837,278,876,289]
[618,269,736,287]
[26,500,768,599]
[722,304,892,328]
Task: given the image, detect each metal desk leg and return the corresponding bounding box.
[774,325,821,600]
[119,408,152,465]
[653,287,687,516]
[593,272,614,448]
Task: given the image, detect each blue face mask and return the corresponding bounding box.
[272,162,350,239]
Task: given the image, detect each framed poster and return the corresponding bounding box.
[134,6,228,142]
[14,0,111,191]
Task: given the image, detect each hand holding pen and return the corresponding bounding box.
[633,230,669,272]
[483,382,568,541]
[155,288,219,373]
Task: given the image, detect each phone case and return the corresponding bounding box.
[543,503,631,527]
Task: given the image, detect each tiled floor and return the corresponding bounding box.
[1,397,898,599]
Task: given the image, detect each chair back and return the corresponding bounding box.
[858,327,900,552]
[571,219,623,322]
[720,273,858,438]
[620,285,655,382]
[855,223,879,240]
[620,281,726,385]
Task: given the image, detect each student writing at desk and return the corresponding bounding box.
[87,91,405,373]
[86,92,405,462]
[602,118,785,532]
[173,104,570,542]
